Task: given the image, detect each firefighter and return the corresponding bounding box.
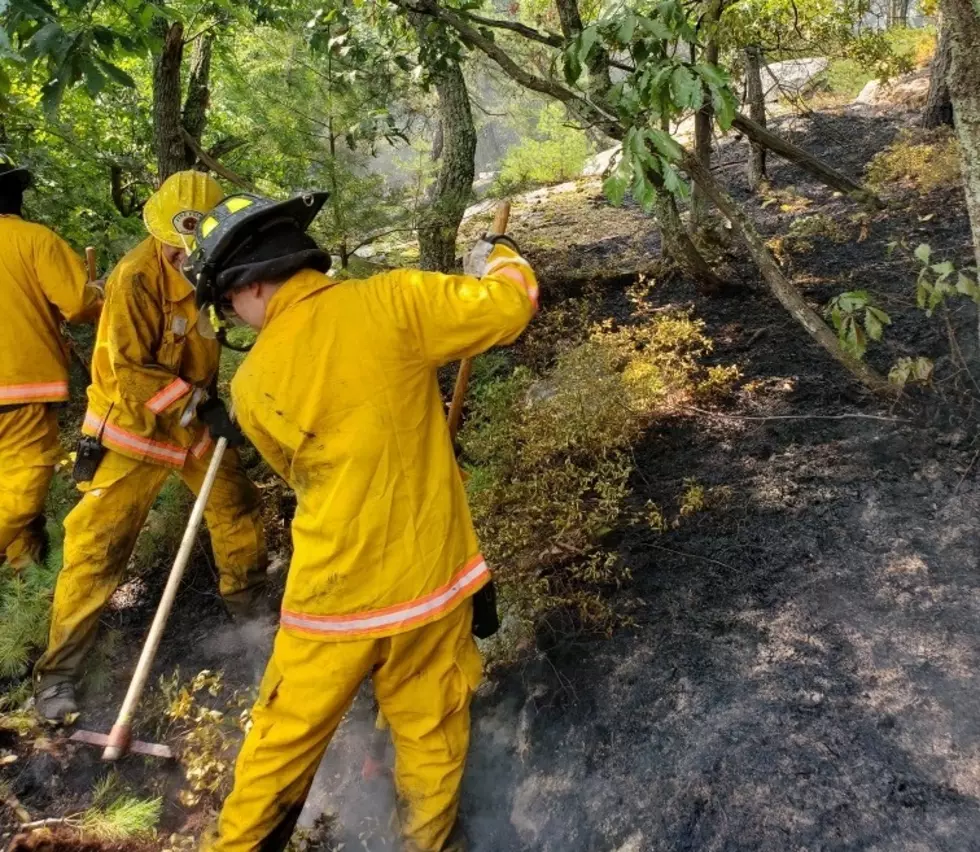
[183,191,538,851]
[0,155,102,570]
[34,171,268,722]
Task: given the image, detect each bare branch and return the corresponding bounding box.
[461,11,563,47]
[181,129,255,190]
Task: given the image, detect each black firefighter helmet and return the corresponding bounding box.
[184,190,330,311]
[0,155,32,191]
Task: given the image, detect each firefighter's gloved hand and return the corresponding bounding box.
[197,397,244,447]
[179,386,209,427]
[462,233,522,277]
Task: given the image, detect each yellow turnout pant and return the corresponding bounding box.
[202,601,482,852]
[34,447,266,691]
[0,404,61,569]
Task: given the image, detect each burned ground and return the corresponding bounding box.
[4,98,980,851]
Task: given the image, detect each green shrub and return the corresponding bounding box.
[866,129,961,194]
[461,307,738,638]
[493,104,591,193]
[823,25,935,97]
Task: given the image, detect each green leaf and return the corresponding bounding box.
[956,272,980,300]
[661,162,688,198]
[867,306,891,325]
[864,310,883,341]
[913,243,931,263]
[842,316,867,359]
[0,26,21,62]
[711,86,737,131]
[637,14,672,40]
[93,56,135,88]
[28,21,66,59]
[694,63,727,88]
[81,57,105,97]
[631,160,656,211]
[669,65,701,110]
[603,161,630,206]
[617,14,637,44]
[645,128,682,162]
[931,260,954,278]
[578,26,598,64]
[836,290,869,312]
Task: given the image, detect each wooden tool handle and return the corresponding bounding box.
[447,201,512,443]
[85,247,97,282]
[103,418,233,761]
[491,201,511,237]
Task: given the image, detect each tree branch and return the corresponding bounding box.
[731,112,883,207]
[181,129,255,190]
[461,11,562,47]
[388,0,623,139]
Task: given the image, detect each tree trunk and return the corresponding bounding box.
[942,0,980,277]
[683,152,894,394]
[153,22,186,181]
[431,121,444,162]
[413,22,477,272]
[889,0,910,27]
[922,18,954,129]
[653,186,726,294]
[744,45,767,190]
[691,0,722,226]
[554,0,612,96]
[732,113,883,207]
[182,34,213,167]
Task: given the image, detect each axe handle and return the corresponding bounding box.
[447,201,511,442]
[85,246,97,282]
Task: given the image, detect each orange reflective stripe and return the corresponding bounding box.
[485,257,539,310]
[0,381,69,401]
[146,378,191,414]
[83,410,187,467]
[190,430,212,459]
[280,555,491,637]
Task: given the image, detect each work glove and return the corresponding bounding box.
[463,233,522,277]
[197,397,244,448]
[179,386,209,427]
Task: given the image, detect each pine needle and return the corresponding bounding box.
[81,795,162,840]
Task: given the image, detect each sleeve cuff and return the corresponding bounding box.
[146,378,192,414]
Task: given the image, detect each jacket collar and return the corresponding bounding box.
[263,269,337,329]
[151,237,196,303]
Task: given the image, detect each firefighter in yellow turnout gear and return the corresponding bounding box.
[0,156,102,569]
[34,172,268,721]
[185,192,538,852]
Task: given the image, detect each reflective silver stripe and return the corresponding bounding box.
[281,558,490,635]
[84,411,187,465]
[0,381,69,400]
[146,378,191,414]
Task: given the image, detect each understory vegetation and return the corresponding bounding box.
[462,283,738,641]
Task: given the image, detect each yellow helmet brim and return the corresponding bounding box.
[144,170,224,247]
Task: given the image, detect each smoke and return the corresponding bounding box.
[296,678,560,852]
[298,683,399,850]
[200,616,277,683]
